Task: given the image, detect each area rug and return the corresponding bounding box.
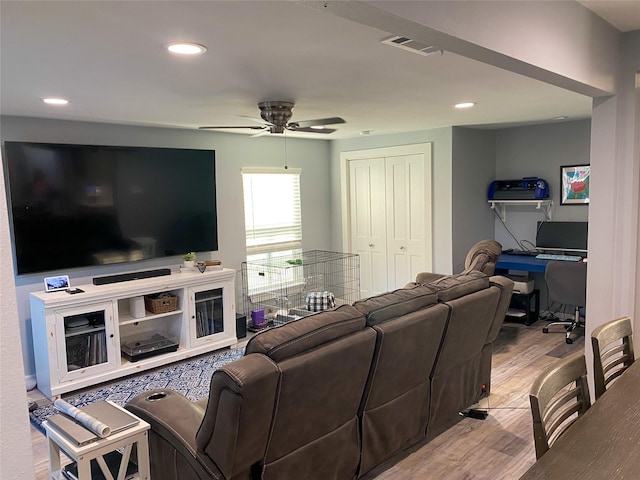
[30,346,245,434]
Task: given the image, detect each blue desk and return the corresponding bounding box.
[495,253,550,273]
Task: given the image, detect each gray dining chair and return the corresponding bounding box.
[529,352,591,459]
[591,316,635,399]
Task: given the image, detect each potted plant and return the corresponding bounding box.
[182,252,196,268]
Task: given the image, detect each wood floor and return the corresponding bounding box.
[30,320,584,480]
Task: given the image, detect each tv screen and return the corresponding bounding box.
[3,141,218,275]
[536,221,588,253]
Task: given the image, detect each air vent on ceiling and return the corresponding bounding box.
[382,35,441,57]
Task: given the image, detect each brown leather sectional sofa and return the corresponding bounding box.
[126,271,513,480]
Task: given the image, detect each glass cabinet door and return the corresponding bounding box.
[193,288,224,340]
[55,302,117,381]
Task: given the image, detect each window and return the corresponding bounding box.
[242,168,302,259]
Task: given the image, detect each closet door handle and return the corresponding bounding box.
[368,243,374,248]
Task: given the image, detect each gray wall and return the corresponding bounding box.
[494,119,591,250]
[0,115,594,380]
[1,115,332,379]
[452,127,497,272]
[493,119,591,311]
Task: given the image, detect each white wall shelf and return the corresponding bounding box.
[488,199,553,221]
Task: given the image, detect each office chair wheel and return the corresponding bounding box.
[566,337,573,344]
[542,327,549,333]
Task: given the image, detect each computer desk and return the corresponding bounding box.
[495,253,550,273]
[495,253,549,326]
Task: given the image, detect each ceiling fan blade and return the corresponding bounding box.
[240,114,274,126]
[250,129,272,138]
[198,125,267,130]
[288,126,337,134]
[291,117,345,128]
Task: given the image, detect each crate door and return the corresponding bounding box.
[54,302,118,382]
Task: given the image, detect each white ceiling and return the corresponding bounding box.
[1,1,638,140]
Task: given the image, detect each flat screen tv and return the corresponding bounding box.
[3,141,218,275]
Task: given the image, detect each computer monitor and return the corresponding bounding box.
[536,221,588,254]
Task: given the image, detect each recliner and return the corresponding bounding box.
[126,305,377,480]
[415,239,502,285]
[125,272,514,480]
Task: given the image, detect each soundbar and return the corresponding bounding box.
[93,268,172,285]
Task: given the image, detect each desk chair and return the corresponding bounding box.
[591,316,635,399]
[542,260,587,344]
[529,352,591,459]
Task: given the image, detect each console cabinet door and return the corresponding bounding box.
[54,302,118,382]
[188,282,236,347]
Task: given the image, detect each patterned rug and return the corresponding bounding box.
[30,346,245,434]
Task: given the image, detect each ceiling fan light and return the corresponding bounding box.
[166,42,207,55]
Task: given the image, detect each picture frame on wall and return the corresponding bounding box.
[560,164,590,205]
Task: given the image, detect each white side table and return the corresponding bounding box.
[43,401,150,480]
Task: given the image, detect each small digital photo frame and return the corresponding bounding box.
[44,275,70,293]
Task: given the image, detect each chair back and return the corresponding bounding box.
[544,261,587,308]
[591,316,635,399]
[352,285,448,475]
[463,240,502,276]
[529,352,591,459]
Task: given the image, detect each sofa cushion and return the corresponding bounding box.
[430,271,490,302]
[352,284,439,326]
[245,304,366,361]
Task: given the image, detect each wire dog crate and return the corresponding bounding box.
[241,250,360,328]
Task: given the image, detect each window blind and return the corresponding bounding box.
[242,168,302,255]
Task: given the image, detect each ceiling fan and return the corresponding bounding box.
[199,101,345,135]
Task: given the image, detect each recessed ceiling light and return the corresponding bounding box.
[166,42,207,55]
[310,125,325,130]
[552,115,569,120]
[42,98,69,105]
[454,102,476,109]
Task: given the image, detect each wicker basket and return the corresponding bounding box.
[144,293,178,314]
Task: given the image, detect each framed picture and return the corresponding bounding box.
[44,274,70,292]
[560,165,590,205]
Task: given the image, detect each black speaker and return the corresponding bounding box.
[236,314,247,339]
[93,268,171,285]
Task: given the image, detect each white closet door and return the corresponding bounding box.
[349,158,388,297]
[385,154,427,290]
[343,143,432,298]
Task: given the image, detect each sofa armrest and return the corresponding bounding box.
[126,389,222,479]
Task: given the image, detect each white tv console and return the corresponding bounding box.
[31,268,237,399]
